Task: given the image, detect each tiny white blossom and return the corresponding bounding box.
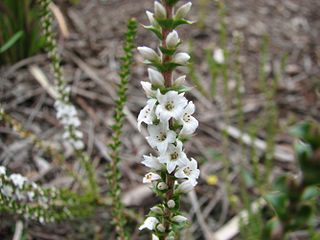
[175,2,192,19]
[0,166,6,175]
[174,75,186,86]
[141,81,155,97]
[213,48,225,64]
[72,140,85,150]
[173,52,190,65]
[137,99,157,131]
[154,1,166,19]
[10,174,26,189]
[139,216,159,231]
[159,141,189,174]
[148,68,164,86]
[166,30,180,49]
[137,46,160,62]
[142,154,163,170]
[150,206,163,214]
[177,179,196,193]
[175,158,200,185]
[172,215,188,223]
[178,101,198,136]
[143,172,161,183]
[146,123,176,153]
[155,90,188,122]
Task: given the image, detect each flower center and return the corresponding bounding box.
[183,113,191,122]
[146,173,153,180]
[165,101,174,111]
[170,152,179,161]
[156,132,167,141]
[183,166,191,176]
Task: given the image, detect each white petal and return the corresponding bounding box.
[174,52,190,65]
[177,180,195,193]
[175,2,192,19]
[167,161,177,174]
[0,166,6,175]
[166,30,180,49]
[140,81,155,97]
[142,155,163,170]
[180,116,198,135]
[148,68,164,86]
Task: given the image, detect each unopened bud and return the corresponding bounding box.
[157,182,168,190]
[175,2,192,19]
[167,199,176,208]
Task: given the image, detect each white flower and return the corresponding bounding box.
[154,1,166,19]
[173,52,190,65]
[139,216,159,231]
[142,154,163,170]
[159,141,189,174]
[175,158,200,185]
[141,81,155,97]
[72,140,84,150]
[10,174,26,189]
[148,68,164,86]
[1,185,13,197]
[143,172,161,183]
[55,101,81,127]
[175,2,192,19]
[166,30,180,49]
[146,11,156,26]
[155,90,188,122]
[213,48,224,64]
[137,46,160,62]
[174,75,186,86]
[178,101,198,136]
[137,99,157,131]
[177,179,196,193]
[172,215,188,223]
[146,123,176,153]
[0,166,6,175]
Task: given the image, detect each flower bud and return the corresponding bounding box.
[146,11,156,26]
[177,180,194,193]
[175,2,192,19]
[157,223,166,232]
[167,199,176,208]
[0,166,6,175]
[152,234,160,240]
[137,47,160,62]
[172,215,188,223]
[157,182,168,190]
[148,68,164,86]
[140,81,154,97]
[150,206,163,214]
[173,52,190,65]
[174,75,186,86]
[166,30,180,49]
[154,1,167,19]
[213,48,224,64]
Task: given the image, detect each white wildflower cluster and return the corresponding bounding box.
[54,87,84,150]
[0,165,62,223]
[137,1,199,237]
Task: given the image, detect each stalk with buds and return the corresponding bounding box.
[137,1,199,239]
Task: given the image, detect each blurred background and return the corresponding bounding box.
[0,0,319,239]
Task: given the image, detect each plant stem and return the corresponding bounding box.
[160,1,174,238]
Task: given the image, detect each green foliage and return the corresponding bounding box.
[106,18,138,240]
[0,0,44,65]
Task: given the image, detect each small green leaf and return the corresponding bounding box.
[0,31,24,54]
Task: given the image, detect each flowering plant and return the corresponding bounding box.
[137,1,200,239]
